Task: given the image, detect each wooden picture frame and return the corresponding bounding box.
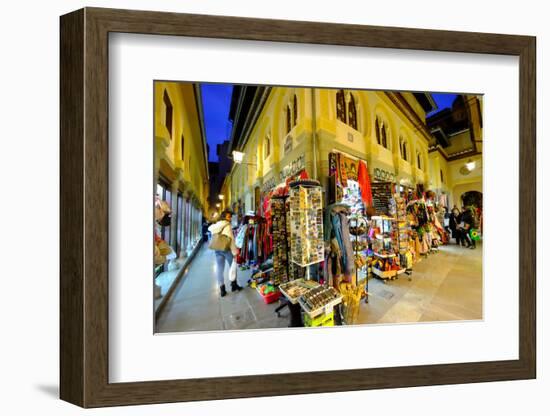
[60,7,536,408]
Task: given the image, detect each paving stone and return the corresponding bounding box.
[156,242,483,332]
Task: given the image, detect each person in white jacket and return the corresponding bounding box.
[208,209,242,297]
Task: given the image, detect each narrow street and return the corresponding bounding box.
[156,242,482,333]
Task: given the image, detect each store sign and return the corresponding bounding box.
[373,167,396,183]
[280,154,305,181]
[261,177,278,193]
[259,155,306,193]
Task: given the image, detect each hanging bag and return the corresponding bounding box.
[208,224,232,251]
[229,260,238,282]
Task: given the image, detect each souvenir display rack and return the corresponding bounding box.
[279,278,319,305]
[270,196,290,285]
[349,214,370,303]
[288,181,324,268]
[370,215,406,282]
[279,278,342,327]
[394,194,413,280]
[298,285,342,320]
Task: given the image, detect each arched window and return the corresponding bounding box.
[293,94,298,127]
[348,94,357,130]
[440,169,444,183]
[286,105,291,134]
[417,151,422,170]
[264,134,271,158]
[375,118,381,145]
[381,124,388,149]
[336,89,346,122]
[336,90,359,130]
[163,89,173,138]
[400,136,407,161]
[181,134,189,162]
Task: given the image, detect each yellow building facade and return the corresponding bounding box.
[221,87,482,214]
[154,82,209,258]
[427,94,483,208]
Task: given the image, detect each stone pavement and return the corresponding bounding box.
[155,242,482,333]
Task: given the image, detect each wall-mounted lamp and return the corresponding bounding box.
[232,150,256,166]
[465,159,476,171]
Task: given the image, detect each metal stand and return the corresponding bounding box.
[351,214,370,304]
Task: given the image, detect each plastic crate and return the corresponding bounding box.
[261,290,281,304]
[303,311,334,327]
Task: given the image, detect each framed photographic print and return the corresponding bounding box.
[60,7,536,408]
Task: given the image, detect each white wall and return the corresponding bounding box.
[0,1,546,415]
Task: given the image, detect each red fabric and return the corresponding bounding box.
[357,161,373,207]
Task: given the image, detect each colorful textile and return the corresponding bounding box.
[357,161,373,207]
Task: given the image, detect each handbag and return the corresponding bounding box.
[158,212,171,227]
[209,224,231,251]
[157,240,172,255]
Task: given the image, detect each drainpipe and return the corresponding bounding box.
[311,87,318,180]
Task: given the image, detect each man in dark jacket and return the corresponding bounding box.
[449,206,464,246]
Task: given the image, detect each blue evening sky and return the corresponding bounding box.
[200,86,457,162]
[201,83,234,162]
[428,93,458,116]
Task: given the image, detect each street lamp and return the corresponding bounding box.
[216,203,221,208]
[232,150,256,166]
[218,194,224,200]
[232,150,245,164]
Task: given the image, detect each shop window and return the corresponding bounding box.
[163,89,173,138]
[157,180,172,247]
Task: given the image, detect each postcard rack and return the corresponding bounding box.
[288,181,324,269]
[349,214,370,303]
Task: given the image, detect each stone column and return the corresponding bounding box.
[195,203,200,242]
[186,196,194,256]
[191,205,196,245]
[170,181,179,250]
[181,197,188,258]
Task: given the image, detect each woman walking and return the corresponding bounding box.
[208,209,243,297]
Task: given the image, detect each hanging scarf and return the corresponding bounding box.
[357,160,373,207]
